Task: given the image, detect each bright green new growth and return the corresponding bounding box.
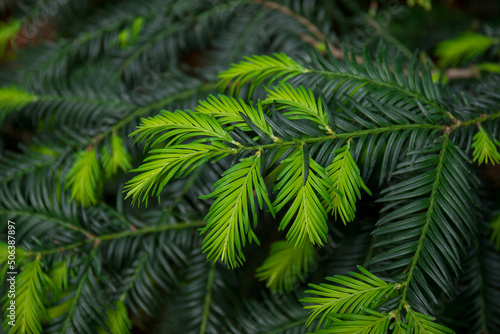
[324,309,453,334]
[48,261,69,299]
[402,310,455,334]
[117,17,145,48]
[489,214,500,250]
[302,266,454,334]
[125,144,226,206]
[326,143,372,224]
[273,147,333,248]
[65,134,132,206]
[3,260,51,334]
[256,240,314,293]
[196,95,278,141]
[131,109,234,150]
[263,83,334,135]
[127,76,370,266]
[476,62,500,74]
[0,19,22,56]
[65,147,102,207]
[302,266,395,328]
[0,86,38,121]
[218,53,308,96]
[318,311,391,334]
[0,244,25,282]
[0,244,10,282]
[200,155,272,268]
[101,133,132,177]
[472,126,500,165]
[97,301,131,334]
[435,32,498,67]
[407,0,432,11]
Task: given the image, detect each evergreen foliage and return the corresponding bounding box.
[1,1,500,333]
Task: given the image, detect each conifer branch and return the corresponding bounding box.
[396,133,450,312]
[0,209,93,239]
[25,221,205,257]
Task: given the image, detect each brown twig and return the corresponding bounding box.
[253,0,352,59]
[444,66,480,80]
[253,0,326,42]
[254,0,480,81]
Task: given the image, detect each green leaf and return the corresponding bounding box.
[65,147,103,207]
[101,133,132,177]
[97,300,131,334]
[263,83,334,134]
[3,260,52,334]
[273,147,332,248]
[471,127,500,165]
[0,86,38,122]
[131,109,235,149]
[326,143,371,224]
[435,32,498,67]
[301,266,395,328]
[125,144,228,206]
[218,53,308,96]
[200,154,272,268]
[256,240,315,294]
